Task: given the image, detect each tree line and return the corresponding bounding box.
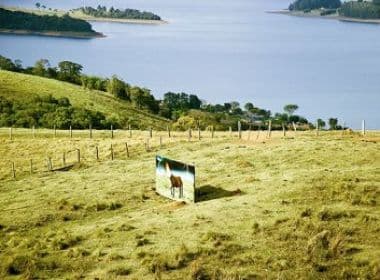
[289,0,341,11]
[0,55,343,130]
[288,0,380,19]
[339,0,380,19]
[0,8,95,33]
[77,6,161,21]
[0,95,116,129]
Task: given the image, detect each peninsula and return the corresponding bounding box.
[268,0,380,24]
[1,5,167,25]
[0,8,103,39]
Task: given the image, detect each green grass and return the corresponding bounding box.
[0,70,170,129]
[0,130,379,279]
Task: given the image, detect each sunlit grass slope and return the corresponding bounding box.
[0,130,379,279]
[0,70,170,129]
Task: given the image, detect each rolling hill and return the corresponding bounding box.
[0,70,170,129]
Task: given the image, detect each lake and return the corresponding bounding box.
[1,0,379,129]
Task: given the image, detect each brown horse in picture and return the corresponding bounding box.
[165,162,183,198]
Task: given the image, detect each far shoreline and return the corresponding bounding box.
[0,29,105,39]
[267,9,380,25]
[0,5,168,25]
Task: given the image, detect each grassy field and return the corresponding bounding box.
[0,70,170,130]
[0,128,379,279]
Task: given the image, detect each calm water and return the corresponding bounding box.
[0,0,379,128]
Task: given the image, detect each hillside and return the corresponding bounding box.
[0,8,103,38]
[0,130,379,278]
[0,70,170,129]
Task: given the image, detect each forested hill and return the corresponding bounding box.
[288,0,380,19]
[0,8,97,34]
[339,1,380,19]
[288,0,341,11]
[0,70,170,130]
[77,6,161,21]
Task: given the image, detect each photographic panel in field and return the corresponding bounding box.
[155,155,195,203]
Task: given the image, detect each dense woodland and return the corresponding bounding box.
[0,8,95,33]
[288,0,380,19]
[0,95,109,129]
[0,55,342,131]
[288,0,341,11]
[77,6,161,21]
[339,0,380,19]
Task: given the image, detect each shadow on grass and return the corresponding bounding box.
[196,185,242,202]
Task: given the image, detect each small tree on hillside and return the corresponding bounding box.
[244,102,254,112]
[317,118,326,129]
[107,75,129,100]
[32,59,50,77]
[328,118,338,130]
[284,104,299,116]
[35,2,41,9]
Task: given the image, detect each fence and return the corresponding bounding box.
[0,120,370,180]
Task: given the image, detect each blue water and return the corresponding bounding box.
[0,0,379,128]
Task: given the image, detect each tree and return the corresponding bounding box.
[57,61,83,84]
[0,55,17,71]
[230,101,240,111]
[107,75,129,99]
[35,2,41,9]
[328,118,338,130]
[224,103,232,112]
[189,94,202,109]
[32,59,50,77]
[244,102,254,112]
[284,104,299,116]
[317,118,326,129]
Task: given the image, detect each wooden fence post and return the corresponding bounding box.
[149,127,153,138]
[111,125,114,139]
[316,121,319,136]
[362,120,366,136]
[125,142,130,157]
[89,124,92,139]
[167,125,171,138]
[238,121,242,139]
[110,144,114,160]
[70,125,72,139]
[229,126,232,137]
[159,136,163,148]
[12,162,16,179]
[54,125,57,138]
[211,126,214,139]
[145,138,150,151]
[62,152,66,167]
[188,129,192,141]
[95,146,99,160]
[77,149,80,163]
[256,127,261,141]
[267,120,272,138]
[47,157,52,171]
[282,123,286,137]
[30,159,33,174]
[9,127,13,140]
[32,125,35,138]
